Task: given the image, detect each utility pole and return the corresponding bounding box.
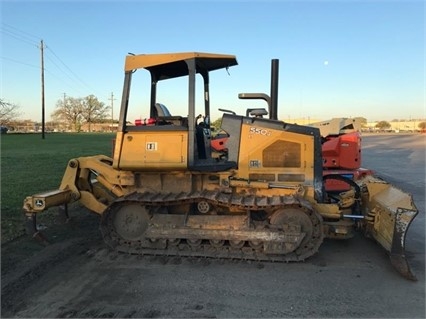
[108,92,116,131]
[62,93,66,133]
[40,39,45,139]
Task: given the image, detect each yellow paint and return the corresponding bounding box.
[125,52,237,71]
[236,123,315,184]
[117,131,188,170]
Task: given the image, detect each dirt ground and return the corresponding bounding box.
[1,134,425,318]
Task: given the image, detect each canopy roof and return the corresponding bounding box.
[124,52,238,80]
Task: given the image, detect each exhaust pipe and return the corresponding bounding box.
[270,59,279,120]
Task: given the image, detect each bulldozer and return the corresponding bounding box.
[23,52,418,280]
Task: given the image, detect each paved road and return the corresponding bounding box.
[361,134,425,264]
[2,134,425,318]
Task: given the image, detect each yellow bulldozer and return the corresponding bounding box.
[23,52,418,280]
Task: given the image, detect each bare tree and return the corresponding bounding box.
[80,95,110,132]
[0,99,21,125]
[51,97,83,132]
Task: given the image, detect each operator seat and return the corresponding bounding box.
[154,103,187,126]
[155,103,172,117]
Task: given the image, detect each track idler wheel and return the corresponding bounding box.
[269,206,323,258]
[101,202,150,248]
[113,204,149,241]
[270,208,312,250]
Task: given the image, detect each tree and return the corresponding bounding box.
[418,122,426,130]
[80,95,110,132]
[0,99,21,125]
[356,117,367,125]
[210,118,222,134]
[354,117,368,128]
[51,95,109,132]
[375,120,391,130]
[51,97,83,132]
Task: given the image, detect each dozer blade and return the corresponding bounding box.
[362,176,418,281]
[389,208,418,281]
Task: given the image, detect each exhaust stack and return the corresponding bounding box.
[270,59,279,120]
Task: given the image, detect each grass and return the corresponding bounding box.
[1,132,115,243]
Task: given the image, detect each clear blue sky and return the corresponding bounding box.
[1,0,424,123]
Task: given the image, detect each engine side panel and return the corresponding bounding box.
[237,123,315,185]
[233,117,322,190]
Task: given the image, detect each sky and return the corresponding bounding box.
[1,0,425,123]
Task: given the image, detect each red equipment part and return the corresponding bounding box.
[322,132,361,170]
[211,133,229,152]
[135,118,156,126]
[323,168,374,192]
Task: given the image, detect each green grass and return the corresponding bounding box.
[1,132,115,242]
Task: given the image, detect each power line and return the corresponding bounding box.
[45,45,98,94]
[1,56,39,69]
[2,23,105,99]
[2,56,86,96]
[3,56,98,98]
[0,23,40,47]
[1,22,40,40]
[44,54,87,92]
[44,69,86,95]
[2,23,95,93]
[0,29,39,47]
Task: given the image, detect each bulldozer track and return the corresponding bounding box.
[100,190,324,263]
